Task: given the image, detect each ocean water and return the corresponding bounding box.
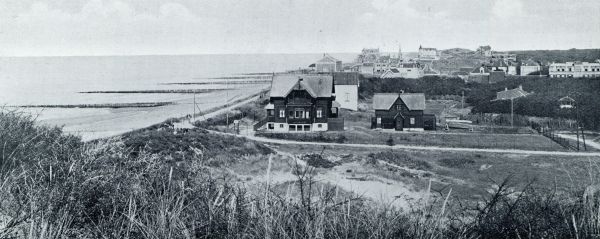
[0,53,356,140]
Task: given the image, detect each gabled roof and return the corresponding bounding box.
[496,86,529,100]
[269,74,334,98]
[373,93,426,111]
[316,54,340,63]
[333,72,359,85]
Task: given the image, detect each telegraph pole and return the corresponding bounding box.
[510,98,514,127]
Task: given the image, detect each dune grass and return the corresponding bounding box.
[2,110,600,238]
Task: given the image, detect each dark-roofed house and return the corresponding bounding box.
[262,74,343,132]
[315,53,342,73]
[371,93,435,131]
[333,72,359,111]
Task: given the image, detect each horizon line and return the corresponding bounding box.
[1,47,599,58]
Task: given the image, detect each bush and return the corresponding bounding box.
[301,154,337,168]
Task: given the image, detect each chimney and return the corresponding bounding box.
[519,85,522,90]
[505,87,508,91]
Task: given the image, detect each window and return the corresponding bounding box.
[295,109,304,118]
[290,125,296,131]
[279,110,285,118]
[396,105,402,110]
[305,111,310,118]
[279,124,284,128]
[318,124,322,128]
[268,123,274,129]
[316,108,323,118]
[345,92,350,102]
[377,117,382,124]
[268,110,274,116]
[303,125,310,131]
[410,117,415,125]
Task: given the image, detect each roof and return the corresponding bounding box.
[496,86,529,100]
[333,72,359,85]
[269,74,334,98]
[316,54,341,63]
[390,68,400,73]
[373,93,426,111]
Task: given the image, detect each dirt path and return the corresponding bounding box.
[557,133,600,150]
[210,130,600,157]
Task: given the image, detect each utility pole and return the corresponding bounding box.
[461,91,464,109]
[193,91,196,122]
[510,98,514,127]
[226,77,229,131]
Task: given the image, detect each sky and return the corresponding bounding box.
[1,0,599,56]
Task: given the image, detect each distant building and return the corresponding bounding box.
[315,54,342,73]
[520,59,541,76]
[549,61,600,78]
[468,65,490,83]
[333,72,359,111]
[422,64,440,76]
[371,92,435,131]
[489,59,509,73]
[491,52,517,62]
[507,61,518,75]
[263,74,342,132]
[380,62,423,79]
[418,45,440,61]
[451,71,469,80]
[477,45,492,57]
[496,85,529,100]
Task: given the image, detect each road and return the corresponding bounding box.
[210,130,600,157]
[557,133,600,150]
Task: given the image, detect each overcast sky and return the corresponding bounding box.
[1,0,599,56]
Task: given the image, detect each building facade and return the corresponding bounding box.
[371,93,435,131]
[333,72,359,111]
[264,74,342,132]
[549,61,600,78]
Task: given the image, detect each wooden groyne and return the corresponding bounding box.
[78,89,225,94]
[162,80,271,85]
[16,102,174,108]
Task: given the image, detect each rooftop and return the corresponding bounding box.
[270,74,334,98]
[373,93,426,111]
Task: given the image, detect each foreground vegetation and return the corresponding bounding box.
[2,111,600,238]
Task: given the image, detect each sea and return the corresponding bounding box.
[0,53,356,140]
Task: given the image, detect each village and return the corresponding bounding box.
[200,45,600,154]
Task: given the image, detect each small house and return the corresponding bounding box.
[496,85,529,100]
[371,92,435,131]
[263,74,343,132]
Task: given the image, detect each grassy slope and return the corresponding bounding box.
[4,110,600,238]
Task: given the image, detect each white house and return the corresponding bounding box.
[333,72,359,111]
[549,60,600,78]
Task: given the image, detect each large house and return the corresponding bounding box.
[549,61,600,78]
[263,74,343,132]
[315,54,343,73]
[371,93,435,131]
[333,72,359,111]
